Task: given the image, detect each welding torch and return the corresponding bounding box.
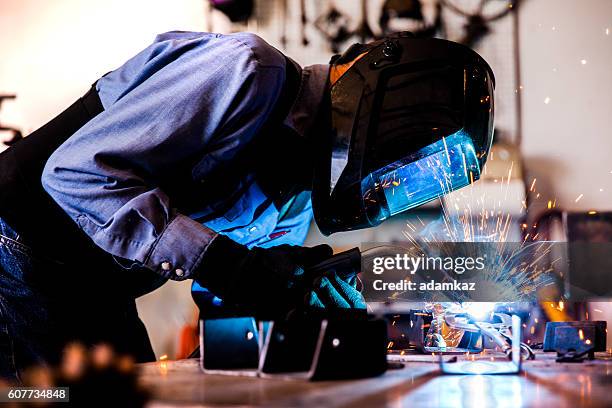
[306,247,362,286]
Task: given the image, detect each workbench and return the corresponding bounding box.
[138,351,611,407]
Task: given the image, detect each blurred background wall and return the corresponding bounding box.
[1,0,610,357]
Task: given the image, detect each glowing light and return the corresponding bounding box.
[579,329,584,340]
[530,178,537,191]
[462,302,496,320]
[588,211,597,215]
[558,301,565,311]
[586,339,592,345]
[544,97,551,104]
[606,28,610,35]
[580,59,587,65]
[158,354,169,376]
[575,194,584,202]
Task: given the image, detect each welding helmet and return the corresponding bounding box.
[312,33,495,235]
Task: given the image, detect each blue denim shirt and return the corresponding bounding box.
[41,31,329,282]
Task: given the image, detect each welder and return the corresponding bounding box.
[0,31,494,379]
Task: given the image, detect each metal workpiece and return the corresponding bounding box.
[138,351,612,407]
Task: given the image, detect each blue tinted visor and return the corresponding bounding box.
[361,130,480,222]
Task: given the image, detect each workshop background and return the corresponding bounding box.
[1,0,611,359]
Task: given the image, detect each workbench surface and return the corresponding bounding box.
[139,352,611,408]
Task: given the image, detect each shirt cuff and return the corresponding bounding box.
[144,214,218,280]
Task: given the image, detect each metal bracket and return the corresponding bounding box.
[200,317,388,380]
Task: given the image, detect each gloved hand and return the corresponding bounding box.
[195,235,333,313]
[306,271,367,310]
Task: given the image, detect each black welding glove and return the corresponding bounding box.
[195,235,333,313]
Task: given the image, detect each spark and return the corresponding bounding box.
[579,329,584,340]
[395,152,560,328]
[558,301,564,311]
[442,136,451,166]
[158,354,169,375]
[575,194,584,202]
[544,97,551,104]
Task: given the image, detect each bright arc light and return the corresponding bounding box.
[462,302,496,320]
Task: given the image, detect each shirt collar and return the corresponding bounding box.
[284,64,329,137]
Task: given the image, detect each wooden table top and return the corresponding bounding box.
[138,352,611,408]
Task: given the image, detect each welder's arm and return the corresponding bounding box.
[42,43,284,281]
[197,235,366,311]
[196,235,334,309]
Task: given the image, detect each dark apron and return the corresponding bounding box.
[0,86,157,363]
[0,86,166,296]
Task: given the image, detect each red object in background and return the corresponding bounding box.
[176,313,199,359]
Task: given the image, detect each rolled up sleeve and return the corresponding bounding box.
[42,34,285,280]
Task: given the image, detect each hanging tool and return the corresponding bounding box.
[353,0,375,42]
[315,0,352,53]
[279,0,288,48]
[0,94,23,146]
[299,0,310,46]
[442,0,517,47]
[379,0,442,38]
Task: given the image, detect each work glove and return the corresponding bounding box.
[306,272,367,310]
[195,235,333,314]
